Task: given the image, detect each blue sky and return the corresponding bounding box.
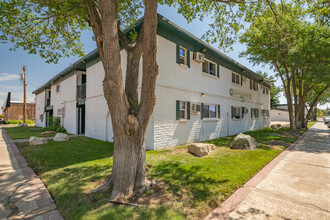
[0,5,289,114]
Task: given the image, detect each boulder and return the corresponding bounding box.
[188,143,216,157]
[38,131,57,135]
[29,137,48,146]
[18,123,28,128]
[53,133,69,142]
[231,133,257,150]
[271,124,281,130]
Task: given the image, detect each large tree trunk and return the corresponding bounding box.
[87,0,158,200]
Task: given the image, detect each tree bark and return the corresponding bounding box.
[87,0,158,200]
[305,85,329,127]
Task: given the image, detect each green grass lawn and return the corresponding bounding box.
[4,126,56,139]
[16,126,307,220]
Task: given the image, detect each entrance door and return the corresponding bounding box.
[78,105,85,134]
[45,110,53,127]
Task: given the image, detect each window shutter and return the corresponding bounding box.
[241,75,243,85]
[201,103,204,119]
[187,102,191,120]
[242,107,245,118]
[176,100,180,120]
[250,79,252,89]
[251,108,253,118]
[217,65,220,78]
[187,50,191,68]
[176,44,180,64]
[217,105,220,118]
[231,106,234,118]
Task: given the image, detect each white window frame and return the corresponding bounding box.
[232,106,242,120]
[202,59,217,77]
[179,47,187,65]
[179,101,187,119]
[232,72,241,85]
[56,84,61,93]
[202,104,218,119]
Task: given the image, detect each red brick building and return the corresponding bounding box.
[1,92,35,122]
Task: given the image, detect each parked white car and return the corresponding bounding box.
[323,116,330,124]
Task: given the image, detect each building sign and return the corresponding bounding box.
[229,89,251,100]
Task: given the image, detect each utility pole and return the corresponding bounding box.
[22,66,26,124]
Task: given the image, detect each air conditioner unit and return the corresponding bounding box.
[245,108,248,114]
[192,103,201,114]
[193,52,205,63]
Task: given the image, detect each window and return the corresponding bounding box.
[262,109,269,118]
[202,60,217,77]
[250,79,258,91]
[232,107,241,119]
[251,108,259,118]
[232,72,241,85]
[179,101,187,119]
[179,47,187,65]
[262,86,269,95]
[176,100,190,120]
[202,104,218,119]
[56,84,61,93]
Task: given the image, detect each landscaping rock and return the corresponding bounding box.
[151,180,157,186]
[188,143,216,157]
[38,131,57,135]
[18,123,28,128]
[271,124,282,130]
[53,133,69,142]
[231,133,257,150]
[29,137,48,146]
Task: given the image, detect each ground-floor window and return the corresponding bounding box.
[176,100,190,120]
[262,109,269,118]
[202,104,219,119]
[251,108,259,118]
[231,106,241,119]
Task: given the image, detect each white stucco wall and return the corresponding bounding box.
[35,91,46,127]
[271,109,289,121]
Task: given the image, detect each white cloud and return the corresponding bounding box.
[0,73,20,82]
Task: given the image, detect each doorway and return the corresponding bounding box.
[77,104,85,134]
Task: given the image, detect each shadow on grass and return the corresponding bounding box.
[19,136,114,173]
[149,161,229,203]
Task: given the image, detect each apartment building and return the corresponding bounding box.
[33,14,271,150]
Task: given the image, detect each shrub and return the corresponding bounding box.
[47,116,67,133]
[6,120,23,124]
[6,119,35,124]
[0,114,3,118]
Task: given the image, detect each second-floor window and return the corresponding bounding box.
[179,47,187,65]
[202,60,217,77]
[232,72,241,85]
[262,86,269,95]
[56,84,61,93]
[250,79,258,91]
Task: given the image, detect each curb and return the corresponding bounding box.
[1,128,64,220]
[205,127,311,220]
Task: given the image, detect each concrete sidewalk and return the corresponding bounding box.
[0,128,63,219]
[207,122,330,220]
